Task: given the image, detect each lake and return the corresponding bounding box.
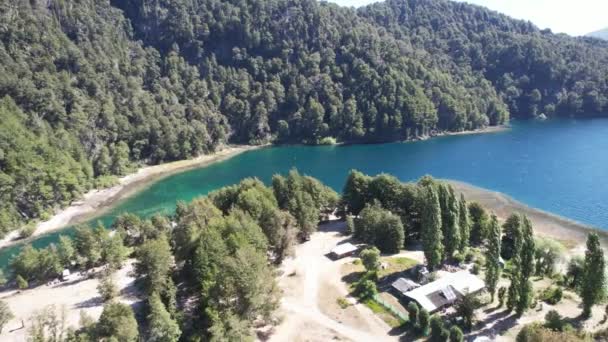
[1,118,607,267]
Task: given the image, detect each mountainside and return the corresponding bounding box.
[0,0,608,233]
[588,28,608,40]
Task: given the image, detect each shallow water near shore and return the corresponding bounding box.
[1,118,608,268]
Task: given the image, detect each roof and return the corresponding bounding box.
[391,278,420,294]
[403,271,485,312]
[330,243,358,256]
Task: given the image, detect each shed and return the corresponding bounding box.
[330,243,358,259]
[391,278,420,298]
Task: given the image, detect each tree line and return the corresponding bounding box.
[2,169,606,339]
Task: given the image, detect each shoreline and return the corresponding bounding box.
[0,145,262,250]
[448,180,606,253]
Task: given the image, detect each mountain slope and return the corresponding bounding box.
[588,28,608,40]
[0,0,607,233]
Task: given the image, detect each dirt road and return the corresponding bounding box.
[270,220,396,342]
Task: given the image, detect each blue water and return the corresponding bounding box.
[1,118,607,266]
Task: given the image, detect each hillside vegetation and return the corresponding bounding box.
[1,0,608,233]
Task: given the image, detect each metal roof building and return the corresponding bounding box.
[391,278,420,297]
[330,243,358,259]
[403,271,485,313]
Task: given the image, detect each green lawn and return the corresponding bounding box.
[378,256,419,278]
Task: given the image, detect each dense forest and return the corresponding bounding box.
[1,0,608,233]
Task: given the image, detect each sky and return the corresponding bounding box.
[327,0,608,36]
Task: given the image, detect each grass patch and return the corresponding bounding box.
[378,256,419,278]
[364,299,405,328]
[337,297,351,309]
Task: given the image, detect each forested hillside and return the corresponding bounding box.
[1,0,608,233]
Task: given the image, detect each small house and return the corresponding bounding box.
[403,271,485,313]
[330,243,358,259]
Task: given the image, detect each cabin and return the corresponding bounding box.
[330,243,358,259]
[391,278,420,299]
[402,271,485,313]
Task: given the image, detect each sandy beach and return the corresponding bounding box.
[448,180,606,252]
[0,145,261,250]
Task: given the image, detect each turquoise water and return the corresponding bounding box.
[2,119,608,267]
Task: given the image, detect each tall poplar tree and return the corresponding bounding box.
[485,215,501,301]
[421,186,444,269]
[458,194,470,253]
[442,186,461,259]
[506,215,523,312]
[581,233,606,318]
[516,215,535,316]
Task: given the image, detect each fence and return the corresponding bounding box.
[372,294,408,323]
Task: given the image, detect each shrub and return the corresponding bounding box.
[544,310,564,331]
[464,249,476,263]
[355,279,377,300]
[471,263,480,275]
[540,287,563,305]
[19,225,36,239]
[97,273,118,302]
[337,297,350,309]
[453,252,465,264]
[16,275,28,289]
[318,136,337,145]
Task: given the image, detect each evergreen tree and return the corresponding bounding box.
[97,302,139,342]
[516,215,535,316]
[360,247,381,273]
[407,302,419,327]
[581,233,606,318]
[429,315,449,342]
[421,186,444,269]
[147,292,182,342]
[449,325,464,342]
[468,202,489,245]
[501,214,522,260]
[485,215,502,301]
[506,215,524,312]
[419,308,430,335]
[442,186,460,259]
[458,194,470,252]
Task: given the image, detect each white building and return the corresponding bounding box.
[403,271,485,313]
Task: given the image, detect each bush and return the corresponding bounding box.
[471,263,480,275]
[16,275,28,289]
[544,310,564,331]
[19,224,36,239]
[97,273,118,302]
[453,252,465,265]
[464,249,476,263]
[540,287,563,305]
[337,297,351,309]
[318,136,337,145]
[355,279,377,300]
